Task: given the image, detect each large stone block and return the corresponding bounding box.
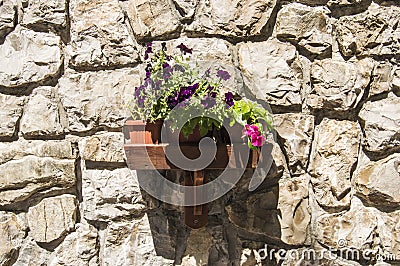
[27,195,78,243]
[238,39,302,108]
[22,0,67,31]
[308,118,361,210]
[0,94,25,138]
[79,132,125,163]
[0,0,16,40]
[68,0,139,68]
[359,93,400,154]
[0,213,25,265]
[0,26,62,88]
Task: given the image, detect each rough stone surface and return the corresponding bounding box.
[306,58,374,111]
[27,195,78,243]
[126,0,181,40]
[20,86,66,138]
[187,0,278,38]
[274,113,314,176]
[309,119,361,210]
[354,154,400,208]
[0,94,25,138]
[82,168,145,221]
[359,93,400,154]
[68,0,139,69]
[22,0,67,31]
[0,26,62,88]
[327,0,372,16]
[172,0,198,19]
[0,0,16,41]
[13,238,51,266]
[0,213,25,265]
[49,222,98,266]
[370,61,392,96]
[238,39,302,109]
[79,132,125,162]
[0,156,76,207]
[276,3,332,56]
[336,4,400,57]
[58,68,141,132]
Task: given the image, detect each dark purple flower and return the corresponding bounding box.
[173,64,185,72]
[155,80,162,90]
[177,43,193,55]
[137,96,145,108]
[167,93,179,109]
[225,92,234,108]
[146,42,152,48]
[163,64,173,81]
[210,91,217,98]
[145,64,152,78]
[187,83,199,93]
[201,95,216,109]
[162,62,170,69]
[217,70,231,81]
[166,55,172,61]
[144,46,152,60]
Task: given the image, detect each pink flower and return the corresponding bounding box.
[251,134,265,147]
[244,124,266,147]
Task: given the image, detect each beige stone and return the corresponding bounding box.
[13,238,51,266]
[79,132,125,162]
[0,213,25,265]
[0,94,25,138]
[308,118,361,209]
[370,61,392,96]
[22,0,67,31]
[327,0,372,16]
[0,0,16,40]
[27,195,78,243]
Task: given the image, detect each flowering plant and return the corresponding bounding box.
[128,42,273,149]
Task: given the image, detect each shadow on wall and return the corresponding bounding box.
[136,157,285,265]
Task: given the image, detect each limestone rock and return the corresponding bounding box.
[82,168,145,221]
[0,94,25,138]
[0,156,76,207]
[0,139,76,164]
[276,3,332,56]
[68,0,139,69]
[0,0,16,41]
[309,118,361,210]
[181,228,212,265]
[58,68,141,132]
[79,132,125,162]
[306,58,374,111]
[238,39,302,109]
[354,154,400,208]
[293,0,328,5]
[187,0,278,38]
[393,65,400,90]
[27,195,78,243]
[359,93,400,153]
[172,0,199,19]
[20,86,66,138]
[0,213,25,265]
[126,0,181,40]
[370,61,392,96]
[327,0,372,16]
[13,238,51,266]
[0,26,62,88]
[101,216,174,266]
[49,222,98,266]
[273,113,314,176]
[22,0,67,31]
[336,4,400,57]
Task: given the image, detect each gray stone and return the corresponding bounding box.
[0,94,25,138]
[336,3,400,57]
[13,237,51,266]
[0,156,76,207]
[273,113,314,176]
[0,26,62,88]
[187,0,278,38]
[58,68,141,132]
[354,154,400,208]
[79,132,125,162]
[276,3,332,56]
[49,222,98,266]
[293,0,328,5]
[22,0,67,31]
[126,0,181,40]
[359,93,400,153]
[309,118,361,210]
[20,86,66,138]
[306,58,374,111]
[68,0,139,69]
[0,139,76,164]
[0,213,25,265]
[370,61,392,96]
[27,195,78,243]
[238,39,302,108]
[0,0,16,40]
[82,168,145,221]
[181,228,212,265]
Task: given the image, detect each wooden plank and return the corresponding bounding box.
[124,143,259,170]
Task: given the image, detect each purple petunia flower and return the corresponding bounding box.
[177,43,193,55]
[187,83,199,94]
[173,64,185,72]
[163,64,173,81]
[224,92,234,108]
[217,70,231,81]
[201,95,216,109]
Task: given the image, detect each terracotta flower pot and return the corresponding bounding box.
[125,120,163,144]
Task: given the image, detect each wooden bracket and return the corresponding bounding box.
[184,170,208,229]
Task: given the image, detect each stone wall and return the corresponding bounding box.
[0,0,399,265]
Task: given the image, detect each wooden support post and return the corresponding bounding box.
[184,170,208,229]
